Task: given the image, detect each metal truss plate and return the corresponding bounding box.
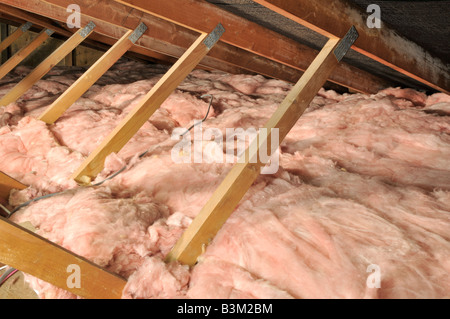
[80,21,96,38]
[129,22,148,44]
[203,23,225,49]
[20,22,33,32]
[334,26,359,62]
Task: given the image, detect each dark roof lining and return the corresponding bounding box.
[351,0,450,62]
[206,0,449,93]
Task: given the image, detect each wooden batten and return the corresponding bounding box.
[166,28,359,266]
[0,21,32,52]
[38,23,147,124]
[0,216,127,298]
[0,28,53,80]
[0,21,96,107]
[71,24,225,184]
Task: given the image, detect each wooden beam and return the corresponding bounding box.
[38,24,146,124]
[166,27,359,266]
[112,0,392,93]
[0,216,126,298]
[0,4,73,38]
[253,0,450,94]
[0,21,32,52]
[53,0,305,84]
[1,1,254,86]
[0,171,27,202]
[0,4,176,67]
[71,24,225,184]
[35,0,299,84]
[0,22,95,107]
[39,0,390,93]
[0,29,53,80]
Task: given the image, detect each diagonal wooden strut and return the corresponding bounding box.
[0,216,127,298]
[0,22,96,107]
[0,171,27,202]
[0,21,32,52]
[38,23,147,124]
[166,27,359,266]
[71,23,225,184]
[0,29,54,80]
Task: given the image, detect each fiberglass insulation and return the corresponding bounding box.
[0,59,449,299]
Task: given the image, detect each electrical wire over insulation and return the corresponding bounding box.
[7,94,214,218]
[181,94,213,136]
[1,94,214,289]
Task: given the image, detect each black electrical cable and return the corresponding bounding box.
[181,94,213,136]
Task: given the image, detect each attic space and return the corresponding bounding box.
[0,0,449,302]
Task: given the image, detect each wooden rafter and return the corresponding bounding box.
[253,0,450,93]
[0,0,253,82]
[0,28,53,80]
[38,24,147,124]
[0,22,95,107]
[39,0,390,93]
[0,216,126,298]
[111,0,393,93]
[0,3,176,67]
[36,0,304,84]
[166,27,359,266]
[71,24,225,184]
[0,4,73,38]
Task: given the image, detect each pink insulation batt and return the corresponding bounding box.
[0,59,449,299]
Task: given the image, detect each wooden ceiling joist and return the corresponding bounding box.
[0,21,96,107]
[253,0,450,94]
[38,0,389,93]
[0,216,127,298]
